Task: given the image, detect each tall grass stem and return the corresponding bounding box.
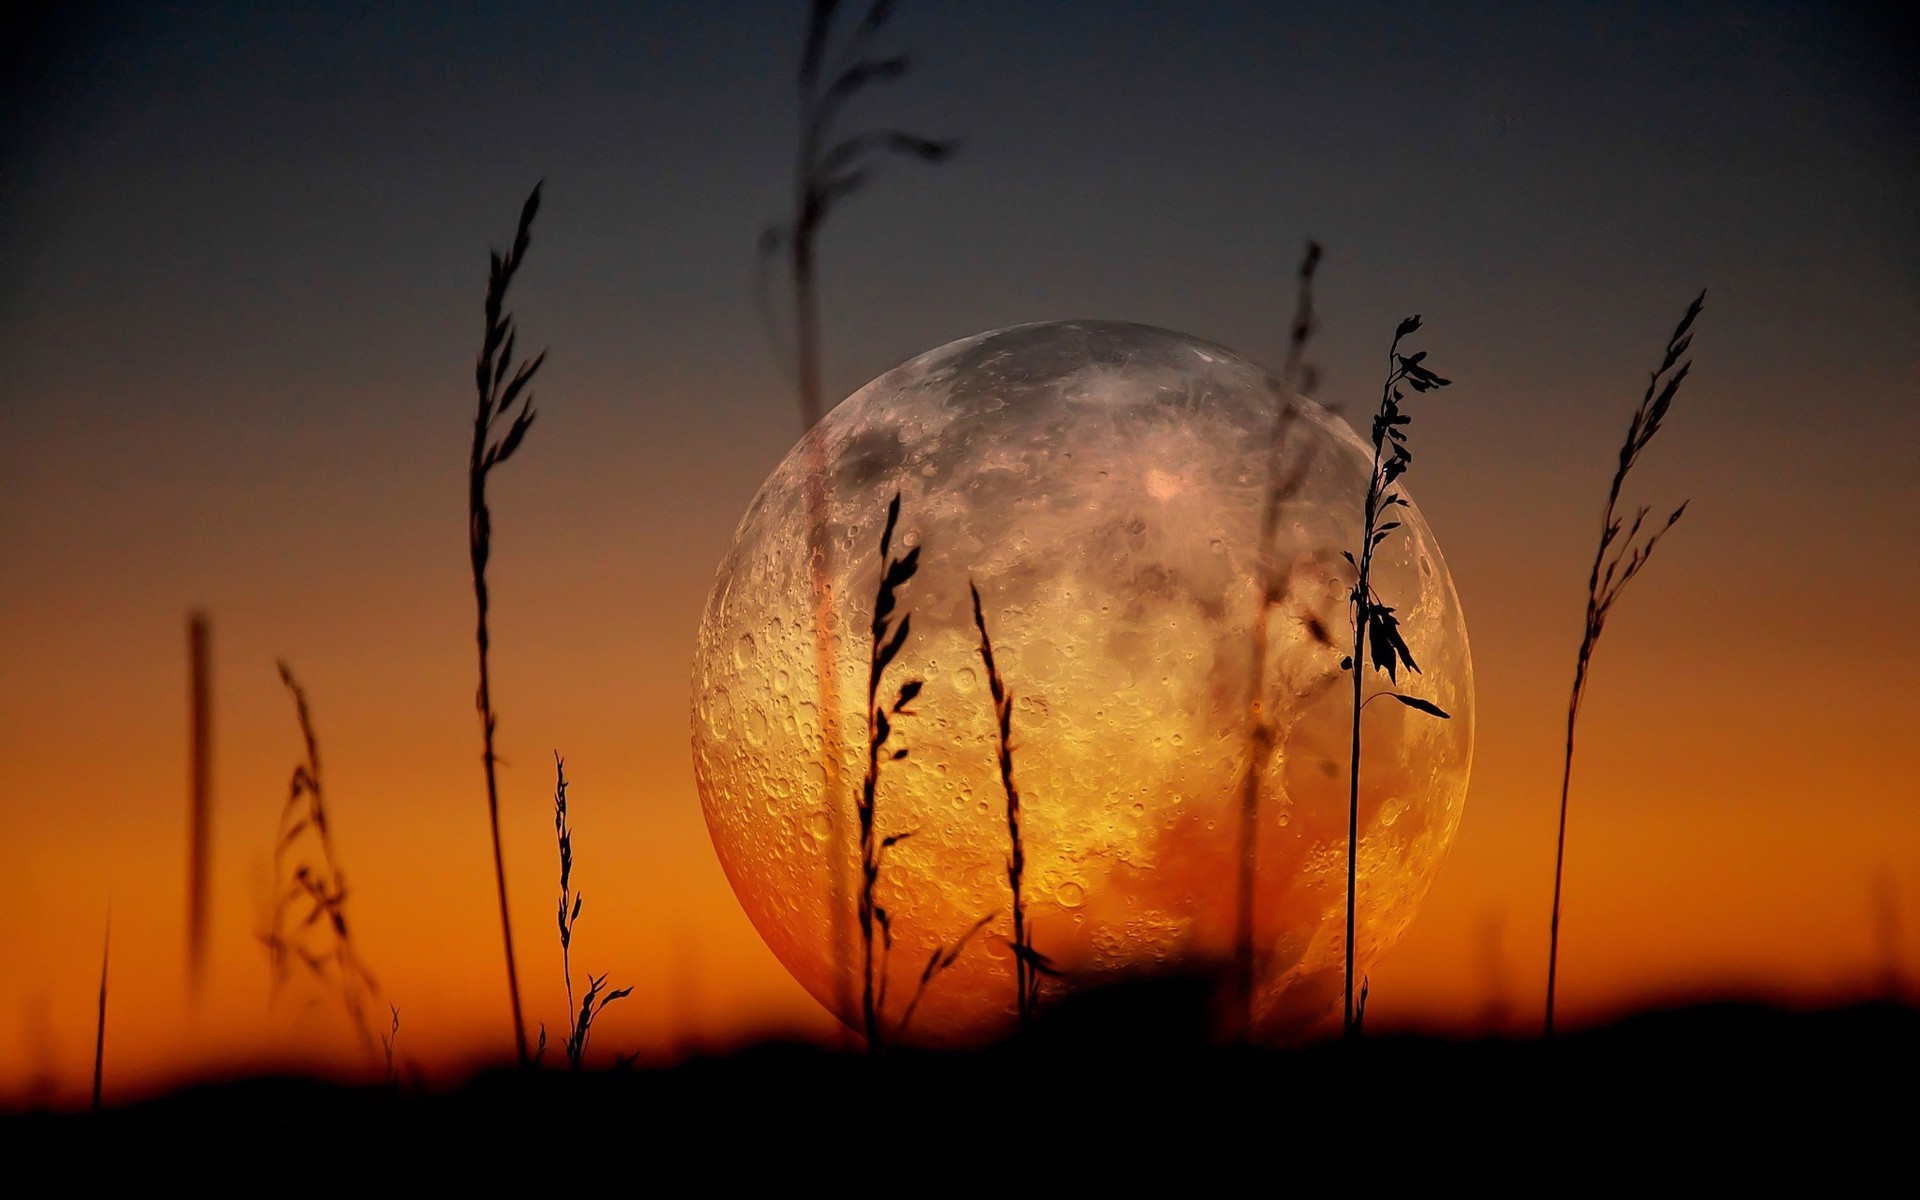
[1545,291,1701,1036]
[468,182,548,1064]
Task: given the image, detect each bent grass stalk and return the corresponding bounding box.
[897,912,996,1037]
[1545,291,1702,1036]
[382,1004,401,1088]
[552,753,632,1068]
[970,579,1056,1028]
[264,662,381,1057]
[760,1,957,1023]
[1342,315,1454,1038]
[469,182,547,1064]
[1233,240,1322,1034]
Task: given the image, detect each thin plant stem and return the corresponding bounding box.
[971,580,1049,1026]
[858,492,922,1048]
[265,662,380,1057]
[1545,291,1701,1036]
[92,907,109,1113]
[551,753,631,1067]
[469,183,547,1065]
[1343,316,1453,1038]
[854,492,981,1047]
[1344,450,1379,1039]
[555,752,576,1023]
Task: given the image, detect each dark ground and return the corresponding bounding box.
[7,990,1914,1175]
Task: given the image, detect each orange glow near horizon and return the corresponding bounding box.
[4,352,1917,1109]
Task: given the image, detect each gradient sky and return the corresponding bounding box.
[3,0,1916,1103]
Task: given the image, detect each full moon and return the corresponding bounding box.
[692,321,1472,1042]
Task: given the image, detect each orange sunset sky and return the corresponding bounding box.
[3,2,1916,1105]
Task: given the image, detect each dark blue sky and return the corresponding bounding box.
[6,2,1912,419]
[6,0,1918,764]
[5,0,1914,627]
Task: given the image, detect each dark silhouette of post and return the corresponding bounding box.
[1234,241,1320,1035]
[92,908,109,1112]
[187,612,211,999]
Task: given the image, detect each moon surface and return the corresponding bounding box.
[692,321,1472,1042]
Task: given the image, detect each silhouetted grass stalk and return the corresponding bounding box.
[858,491,924,1048]
[265,662,380,1056]
[552,752,632,1068]
[1343,316,1453,1038]
[1544,291,1701,1036]
[897,912,995,1037]
[92,908,109,1113]
[468,183,547,1064]
[1233,241,1322,1033]
[762,1,956,1024]
[971,580,1053,1027]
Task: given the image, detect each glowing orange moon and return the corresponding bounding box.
[692,322,1473,1042]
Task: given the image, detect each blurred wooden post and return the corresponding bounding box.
[187,612,211,999]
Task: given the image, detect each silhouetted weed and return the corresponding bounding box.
[1545,291,1702,1035]
[858,490,923,1047]
[262,662,381,1058]
[381,1004,401,1088]
[1341,315,1454,1037]
[970,580,1056,1028]
[468,182,547,1064]
[551,753,633,1068]
[92,909,109,1112]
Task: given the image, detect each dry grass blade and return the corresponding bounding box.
[896,910,997,1037]
[1545,290,1703,1036]
[760,1,958,1027]
[92,907,109,1113]
[468,182,547,1065]
[971,579,1053,1027]
[382,1003,401,1088]
[1342,314,1454,1039]
[551,752,633,1068]
[1234,240,1321,1035]
[261,661,382,1058]
[858,490,923,1049]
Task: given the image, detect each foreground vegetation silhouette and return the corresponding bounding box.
[1341,317,1454,1037]
[32,989,1917,1161]
[467,183,548,1064]
[1546,292,1703,1036]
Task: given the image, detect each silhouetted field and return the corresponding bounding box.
[18,996,1914,1163]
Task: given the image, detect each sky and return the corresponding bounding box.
[2,0,1916,1104]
